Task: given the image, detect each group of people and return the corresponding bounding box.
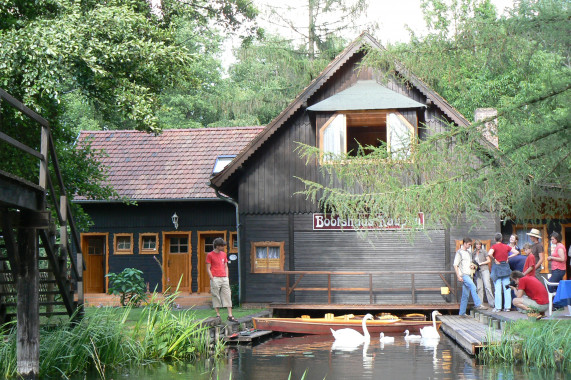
[453,229,568,316]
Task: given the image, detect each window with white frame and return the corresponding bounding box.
[320,110,415,160]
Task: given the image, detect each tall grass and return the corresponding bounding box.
[0,292,225,378]
[479,319,571,370]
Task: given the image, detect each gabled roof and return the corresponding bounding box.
[307,80,426,111]
[75,127,263,202]
[210,32,471,191]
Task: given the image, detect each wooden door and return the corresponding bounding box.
[82,234,106,293]
[198,232,226,293]
[164,233,191,293]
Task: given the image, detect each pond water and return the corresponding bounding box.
[87,334,565,380]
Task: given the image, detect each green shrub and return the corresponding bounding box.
[106,268,148,306]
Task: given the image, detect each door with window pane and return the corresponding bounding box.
[164,234,191,293]
[82,234,107,293]
[198,232,226,293]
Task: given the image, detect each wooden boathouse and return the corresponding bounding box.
[0,88,83,378]
[210,32,500,313]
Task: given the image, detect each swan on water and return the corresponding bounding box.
[379,332,395,344]
[404,329,422,341]
[420,310,442,339]
[330,313,373,343]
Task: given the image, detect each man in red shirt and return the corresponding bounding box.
[206,238,238,322]
[510,270,549,313]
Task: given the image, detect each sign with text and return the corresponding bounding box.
[312,213,424,231]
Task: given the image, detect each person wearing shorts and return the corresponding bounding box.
[206,238,238,322]
[510,270,549,313]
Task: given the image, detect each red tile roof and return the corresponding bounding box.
[76,127,263,200]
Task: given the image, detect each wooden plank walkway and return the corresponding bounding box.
[224,330,274,344]
[438,315,502,355]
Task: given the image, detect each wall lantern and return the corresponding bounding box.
[172,212,179,230]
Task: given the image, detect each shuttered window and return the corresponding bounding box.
[251,241,285,273]
[320,111,415,160]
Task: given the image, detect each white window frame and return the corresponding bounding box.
[319,110,415,160]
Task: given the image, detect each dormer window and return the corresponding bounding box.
[320,110,415,159]
[308,80,425,161]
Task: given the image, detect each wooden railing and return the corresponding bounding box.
[0,88,84,313]
[274,270,459,304]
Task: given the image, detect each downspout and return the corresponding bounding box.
[214,189,242,304]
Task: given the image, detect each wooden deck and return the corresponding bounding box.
[438,314,503,355]
[224,330,274,344]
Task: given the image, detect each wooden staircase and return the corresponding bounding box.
[0,86,84,335]
[0,215,82,324]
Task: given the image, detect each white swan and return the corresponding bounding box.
[379,332,395,344]
[404,329,422,341]
[420,310,441,339]
[330,313,373,343]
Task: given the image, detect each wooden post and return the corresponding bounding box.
[77,252,84,306]
[38,126,49,191]
[285,273,289,304]
[327,274,331,304]
[16,224,39,379]
[411,274,415,304]
[369,274,373,304]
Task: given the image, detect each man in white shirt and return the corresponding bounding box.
[454,237,487,317]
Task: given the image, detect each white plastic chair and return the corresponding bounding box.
[543,277,559,317]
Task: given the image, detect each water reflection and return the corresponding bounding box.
[77,335,567,380]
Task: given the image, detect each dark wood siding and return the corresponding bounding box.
[241,212,500,304]
[242,214,290,303]
[81,200,238,293]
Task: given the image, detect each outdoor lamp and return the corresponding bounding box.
[172,212,179,230]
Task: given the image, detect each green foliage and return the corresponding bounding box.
[480,319,571,370]
[106,268,148,307]
[0,293,228,378]
[133,292,215,361]
[213,34,342,126]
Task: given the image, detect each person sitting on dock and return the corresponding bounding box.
[509,270,549,314]
[454,237,487,317]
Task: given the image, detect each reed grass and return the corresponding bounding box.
[479,319,571,370]
[0,291,226,378]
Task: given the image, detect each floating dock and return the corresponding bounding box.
[437,315,502,355]
[224,330,274,344]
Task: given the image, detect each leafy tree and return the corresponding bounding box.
[214,34,343,126]
[260,0,372,59]
[297,0,570,229]
[0,0,258,205]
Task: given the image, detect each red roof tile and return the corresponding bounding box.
[76,127,263,200]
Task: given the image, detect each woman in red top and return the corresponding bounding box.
[546,232,567,292]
